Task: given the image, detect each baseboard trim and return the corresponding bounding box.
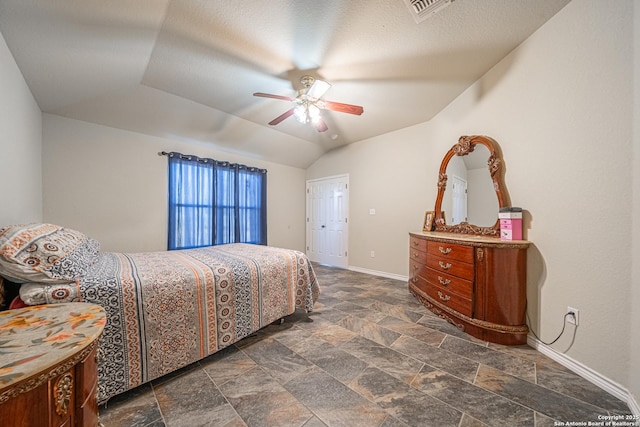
[346,265,408,282]
[528,335,639,415]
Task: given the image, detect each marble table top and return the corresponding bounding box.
[0,302,106,392]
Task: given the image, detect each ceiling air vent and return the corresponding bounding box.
[403,0,454,23]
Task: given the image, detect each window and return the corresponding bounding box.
[167,152,266,250]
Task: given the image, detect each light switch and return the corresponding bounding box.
[369,208,376,215]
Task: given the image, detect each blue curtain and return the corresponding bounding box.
[167,152,267,250]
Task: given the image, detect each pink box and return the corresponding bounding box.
[500,218,522,240]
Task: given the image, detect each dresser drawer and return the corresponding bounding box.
[427,241,473,263]
[409,260,428,281]
[409,248,427,265]
[410,236,427,253]
[427,255,474,280]
[424,268,472,299]
[425,284,473,317]
[409,270,429,294]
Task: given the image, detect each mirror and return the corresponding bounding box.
[433,135,510,237]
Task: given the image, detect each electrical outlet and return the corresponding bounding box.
[566,306,579,326]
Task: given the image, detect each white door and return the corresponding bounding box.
[451,175,468,224]
[306,175,349,268]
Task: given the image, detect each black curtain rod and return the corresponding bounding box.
[158,151,267,173]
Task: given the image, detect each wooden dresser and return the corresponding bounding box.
[409,231,530,345]
[0,303,106,427]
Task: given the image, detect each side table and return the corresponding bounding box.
[0,302,106,427]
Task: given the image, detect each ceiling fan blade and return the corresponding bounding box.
[254,92,295,102]
[322,100,364,116]
[268,108,295,125]
[306,79,331,99]
[314,117,328,133]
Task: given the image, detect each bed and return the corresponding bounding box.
[0,223,319,403]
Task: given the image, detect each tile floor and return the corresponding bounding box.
[98,264,633,427]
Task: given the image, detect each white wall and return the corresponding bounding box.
[630,0,640,412]
[42,115,307,253]
[0,30,42,226]
[309,0,636,404]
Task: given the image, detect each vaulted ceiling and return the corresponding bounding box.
[0,0,571,168]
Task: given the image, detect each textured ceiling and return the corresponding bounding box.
[0,0,571,168]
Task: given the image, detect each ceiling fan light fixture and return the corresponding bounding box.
[254,76,363,132]
[294,103,322,124]
[306,79,331,99]
[294,104,307,123]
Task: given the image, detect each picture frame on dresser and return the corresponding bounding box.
[422,211,435,231]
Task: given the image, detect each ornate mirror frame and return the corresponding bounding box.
[433,135,511,237]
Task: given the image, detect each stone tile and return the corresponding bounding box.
[379,415,410,427]
[390,335,479,382]
[439,335,536,382]
[219,366,313,427]
[339,335,424,385]
[487,342,546,363]
[458,414,490,427]
[302,416,329,427]
[293,310,344,332]
[377,316,446,346]
[240,336,313,384]
[311,323,358,346]
[334,301,388,322]
[411,364,535,426]
[284,366,389,427]
[416,313,487,343]
[368,300,424,323]
[337,315,401,347]
[199,345,257,386]
[474,364,606,422]
[534,412,558,427]
[295,336,369,383]
[98,383,163,427]
[153,367,239,427]
[271,324,320,353]
[535,361,630,413]
[143,419,168,427]
[350,366,463,427]
[311,309,352,324]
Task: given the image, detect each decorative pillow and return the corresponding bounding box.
[0,223,99,284]
[19,282,81,305]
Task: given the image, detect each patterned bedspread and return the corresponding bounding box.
[77,243,319,403]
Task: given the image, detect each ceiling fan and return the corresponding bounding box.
[253,75,364,132]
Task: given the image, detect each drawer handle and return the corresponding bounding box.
[438,276,451,286]
[438,261,452,270]
[412,241,419,246]
[438,246,452,254]
[437,291,451,301]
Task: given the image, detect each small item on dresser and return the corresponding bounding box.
[499,207,523,241]
[422,211,435,232]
